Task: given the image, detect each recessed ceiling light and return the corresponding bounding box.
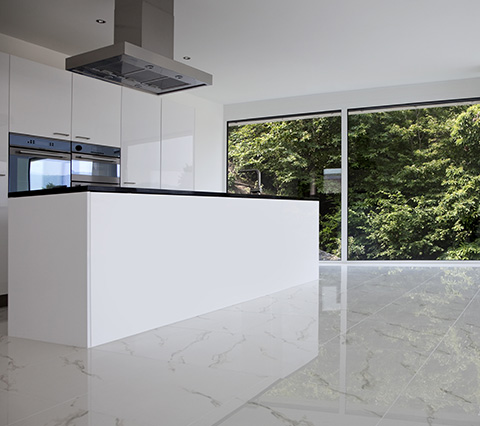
[96,19,106,24]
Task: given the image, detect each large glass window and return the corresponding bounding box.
[348,103,480,260]
[228,113,342,260]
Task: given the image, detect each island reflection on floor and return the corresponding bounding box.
[0,265,479,426]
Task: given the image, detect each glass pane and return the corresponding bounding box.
[71,160,119,178]
[228,115,342,260]
[348,103,480,260]
[29,158,70,190]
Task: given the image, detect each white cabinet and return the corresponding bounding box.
[161,98,195,190]
[9,55,72,140]
[0,52,9,297]
[121,88,161,188]
[9,57,121,146]
[72,74,121,147]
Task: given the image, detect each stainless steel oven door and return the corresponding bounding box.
[71,153,120,185]
[9,147,71,193]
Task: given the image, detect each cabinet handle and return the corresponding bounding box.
[53,132,70,137]
[123,181,136,185]
[75,136,91,140]
[0,173,5,177]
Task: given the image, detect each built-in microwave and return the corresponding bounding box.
[71,143,120,186]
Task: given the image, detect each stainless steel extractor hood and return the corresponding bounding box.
[66,0,212,95]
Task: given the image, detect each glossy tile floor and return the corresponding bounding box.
[1,265,480,425]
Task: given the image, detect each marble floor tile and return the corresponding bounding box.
[1,265,480,426]
[3,394,153,426]
[344,268,439,327]
[0,388,63,426]
[89,361,275,426]
[217,402,385,426]
[239,317,447,424]
[223,280,319,317]
[378,289,480,426]
[97,317,322,382]
[0,335,79,370]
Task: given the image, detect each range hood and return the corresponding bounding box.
[66,0,212,95]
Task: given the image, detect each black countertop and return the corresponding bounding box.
[9,185,318,202]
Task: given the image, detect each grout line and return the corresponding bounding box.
[374,285,480,426]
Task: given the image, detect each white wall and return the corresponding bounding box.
[225,77,480,122]
[0,33,66,69]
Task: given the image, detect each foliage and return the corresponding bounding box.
[349,104,480,260]
[228,117,341,197]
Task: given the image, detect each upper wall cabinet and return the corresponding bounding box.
[121,88,161,188]
[161,98,195,190]
[9,55,72,140]
[72,74,121,148]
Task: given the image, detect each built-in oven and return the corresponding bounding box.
[71,143,120,186]
[9,133,71,193]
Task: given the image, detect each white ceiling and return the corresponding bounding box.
[1,0,480,105]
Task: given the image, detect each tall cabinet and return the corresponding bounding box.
[0,52,9,298]
[121,88,161,188]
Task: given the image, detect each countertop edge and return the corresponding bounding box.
[8,186,320,202]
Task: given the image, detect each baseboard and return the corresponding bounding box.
[0,294,7,308]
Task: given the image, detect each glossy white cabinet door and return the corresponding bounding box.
[0,52,9,296]
[9,55,72,140]
[72,74,121,147]
[161,98,195,190]
[121,88,161,188]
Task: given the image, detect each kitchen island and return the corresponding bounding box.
[8,187,319,347]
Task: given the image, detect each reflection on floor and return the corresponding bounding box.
[1,265,479,425]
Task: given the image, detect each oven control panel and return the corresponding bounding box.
[72,143,120,158]
[10,133,71,153]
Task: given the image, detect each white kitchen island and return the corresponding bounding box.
[8,187,319,347]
